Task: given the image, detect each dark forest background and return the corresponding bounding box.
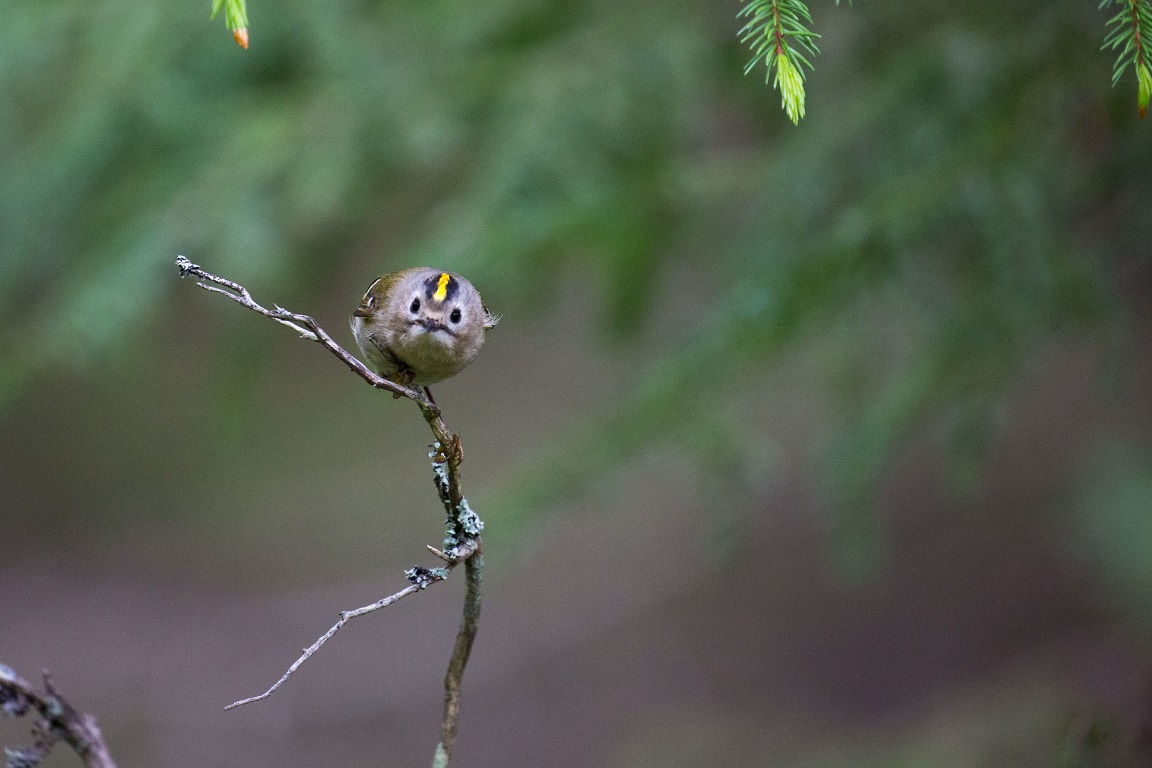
[2,0,1151,765]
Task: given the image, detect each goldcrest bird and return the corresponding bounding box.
[351,268,498,389]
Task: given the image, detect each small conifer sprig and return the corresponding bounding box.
[739,0,822,124]
[1101,0,1152,117]
[211,0,250,49]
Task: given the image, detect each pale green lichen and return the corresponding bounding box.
[406,566,449,588]
[457,500,484,536]
[6,747,36,768]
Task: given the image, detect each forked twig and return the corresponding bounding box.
[225,568,455,710]
[178,257,484,767]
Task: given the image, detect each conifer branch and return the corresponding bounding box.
[1101,0,1152,116]
[210,0,249,48]
[738,0,824,124]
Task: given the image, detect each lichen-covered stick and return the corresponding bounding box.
[0,665,119,768]
[177,257,485,767]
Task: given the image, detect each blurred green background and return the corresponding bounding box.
[2,0,1152,765]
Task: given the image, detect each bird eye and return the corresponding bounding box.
[410,298,421,313]
[450,308,462,324]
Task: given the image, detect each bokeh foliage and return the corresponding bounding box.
[0,0,1148,568]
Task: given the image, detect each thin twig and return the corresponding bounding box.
[0,665,119,768]
[226,579,439,710]
[427,443,484,765]
[178,257,485,767]
[427,545,453,562]
[434,551,483,766]
[176,255,429,407]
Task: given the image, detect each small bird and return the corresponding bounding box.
[351,268,498,393]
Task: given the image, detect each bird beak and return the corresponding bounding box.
[419,318,451,334]
[352,305,373,318]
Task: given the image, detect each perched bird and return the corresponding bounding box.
[351,268,498,392]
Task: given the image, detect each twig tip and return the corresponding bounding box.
[176,255,199,277]
[427,545,453,562]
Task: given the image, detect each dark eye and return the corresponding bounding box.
[450,308,462,323]
[410,298,421,313]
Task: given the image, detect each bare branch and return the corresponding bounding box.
[0,665,119,768]
[176,255,430,407]
[427,545,453,562]
[226,578,437,710]
[177,257,486,767]
[434,551,483,765]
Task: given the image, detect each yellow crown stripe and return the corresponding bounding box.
[433,272,451,301]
